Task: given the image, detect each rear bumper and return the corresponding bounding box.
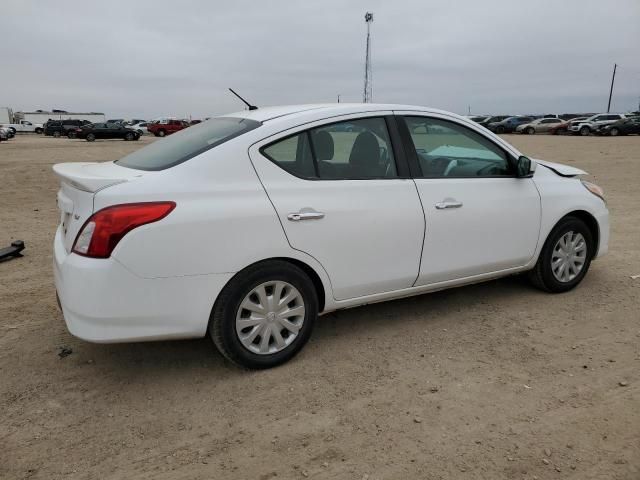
[53,227,233,343]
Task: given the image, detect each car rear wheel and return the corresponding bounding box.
[209,260,318,369]
[496,126,505,134]
[124,132,135,141]
[67,131,76,139]
[86,133,96,142]
[609,127,620,137]
[580,126,591,136]
[528,216,594,293]
[53,131,61,138]
[526,127,535,135]
[35,128,43,134]
[157,129,166,137]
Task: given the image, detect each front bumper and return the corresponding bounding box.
[53,226,233,343]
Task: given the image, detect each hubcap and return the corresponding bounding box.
[551,231,587,283]
[235,281,305,355]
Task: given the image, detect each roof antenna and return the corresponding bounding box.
[228,88,258,110]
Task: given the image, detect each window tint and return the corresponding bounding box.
[262,132,316,178]
[116,117,261,171]
[404,116,512,178]
[262,117,398,180]
[309,117,397,179]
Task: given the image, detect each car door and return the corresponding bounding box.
[396,113,541,285]
[249,113,425,301]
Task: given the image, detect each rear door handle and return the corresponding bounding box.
[287,209,325,221]
[435,200,463,210]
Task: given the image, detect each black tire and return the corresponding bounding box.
[209,260,318,369]
[609,127,620,137]
[67,131,76,139]
[496,126,505,134]
[526,127,535,135]
[86,133,96,142]
[35,128,43,134]
[528,216,594,293]
[124,132,135,141]
[53,131,61,138]
[157,129,166,137]
[580,126,591,136]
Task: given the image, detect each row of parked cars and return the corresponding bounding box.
[468,113,640,136]
[41,118,200,142]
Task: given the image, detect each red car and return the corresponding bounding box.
[147,119,189,137]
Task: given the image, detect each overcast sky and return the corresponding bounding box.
[2,1,639,118]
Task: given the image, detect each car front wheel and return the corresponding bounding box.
[580,126,591,136]
[528,216,594,293]
[526,127,535,134]
[609,127,620,136]
[124,132,134,141]
[209,260,318,369]
[86,133,96,142]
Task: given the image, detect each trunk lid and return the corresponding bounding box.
[53,161,144,252]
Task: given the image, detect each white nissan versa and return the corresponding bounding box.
[53,104,609,368]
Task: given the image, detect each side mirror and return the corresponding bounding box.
[516,156,536,178]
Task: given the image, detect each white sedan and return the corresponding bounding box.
[53,104,609,369]
[127,122,149,135]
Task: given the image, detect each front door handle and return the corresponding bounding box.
[287,209,325,221]
[435,200,463,210]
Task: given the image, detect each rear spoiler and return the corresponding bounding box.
[52,162,143,193]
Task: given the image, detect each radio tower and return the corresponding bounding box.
[363,12,373,103]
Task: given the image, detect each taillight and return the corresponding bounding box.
[72,202,176,258]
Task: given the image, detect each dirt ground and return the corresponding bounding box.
[1,133,639,480]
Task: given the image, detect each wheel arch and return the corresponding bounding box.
[217,257,328,314]
[558,210,600,256]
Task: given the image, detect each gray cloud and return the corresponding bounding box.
[2,0,639,118]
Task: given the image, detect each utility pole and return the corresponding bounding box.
[363,12,373,103]
[607,63,617,113]
[337,94,340,103]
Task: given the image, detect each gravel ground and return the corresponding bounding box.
[1,134,639,480]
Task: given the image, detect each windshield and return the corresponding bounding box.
[116,117,261,171]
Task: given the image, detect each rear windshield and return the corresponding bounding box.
[116,117,261,171]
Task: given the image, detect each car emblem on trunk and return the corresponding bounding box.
[74,214,80,220]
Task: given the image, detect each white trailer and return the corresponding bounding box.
[15,111,106,125]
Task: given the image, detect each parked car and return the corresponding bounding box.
[127,119,147,126]
[468,115,491,123]
[106,119,125,124]
[73,123,140,142]
[516,118,565,134]
[44,119,92,138]
[3,120,44,134]
[569,113,626,136]
[548,117,589,135]
[147,119,189,137]
[599,117,640,136]
[476,115,509,128]
[128,122,150,135]
[0,126,13,141]
[0,125,15,139]
[52,104,609,369]
[486,116,534,134]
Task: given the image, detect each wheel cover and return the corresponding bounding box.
[235,281,305,355]
[551,231,587,283]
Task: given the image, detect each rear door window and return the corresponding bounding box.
[116,117,260,171]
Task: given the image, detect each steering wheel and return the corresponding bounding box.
[477,163,501,176]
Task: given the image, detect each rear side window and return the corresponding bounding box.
[261,117,398,180]
[116,117,261,171]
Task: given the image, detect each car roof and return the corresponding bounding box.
[224,103,465,123]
